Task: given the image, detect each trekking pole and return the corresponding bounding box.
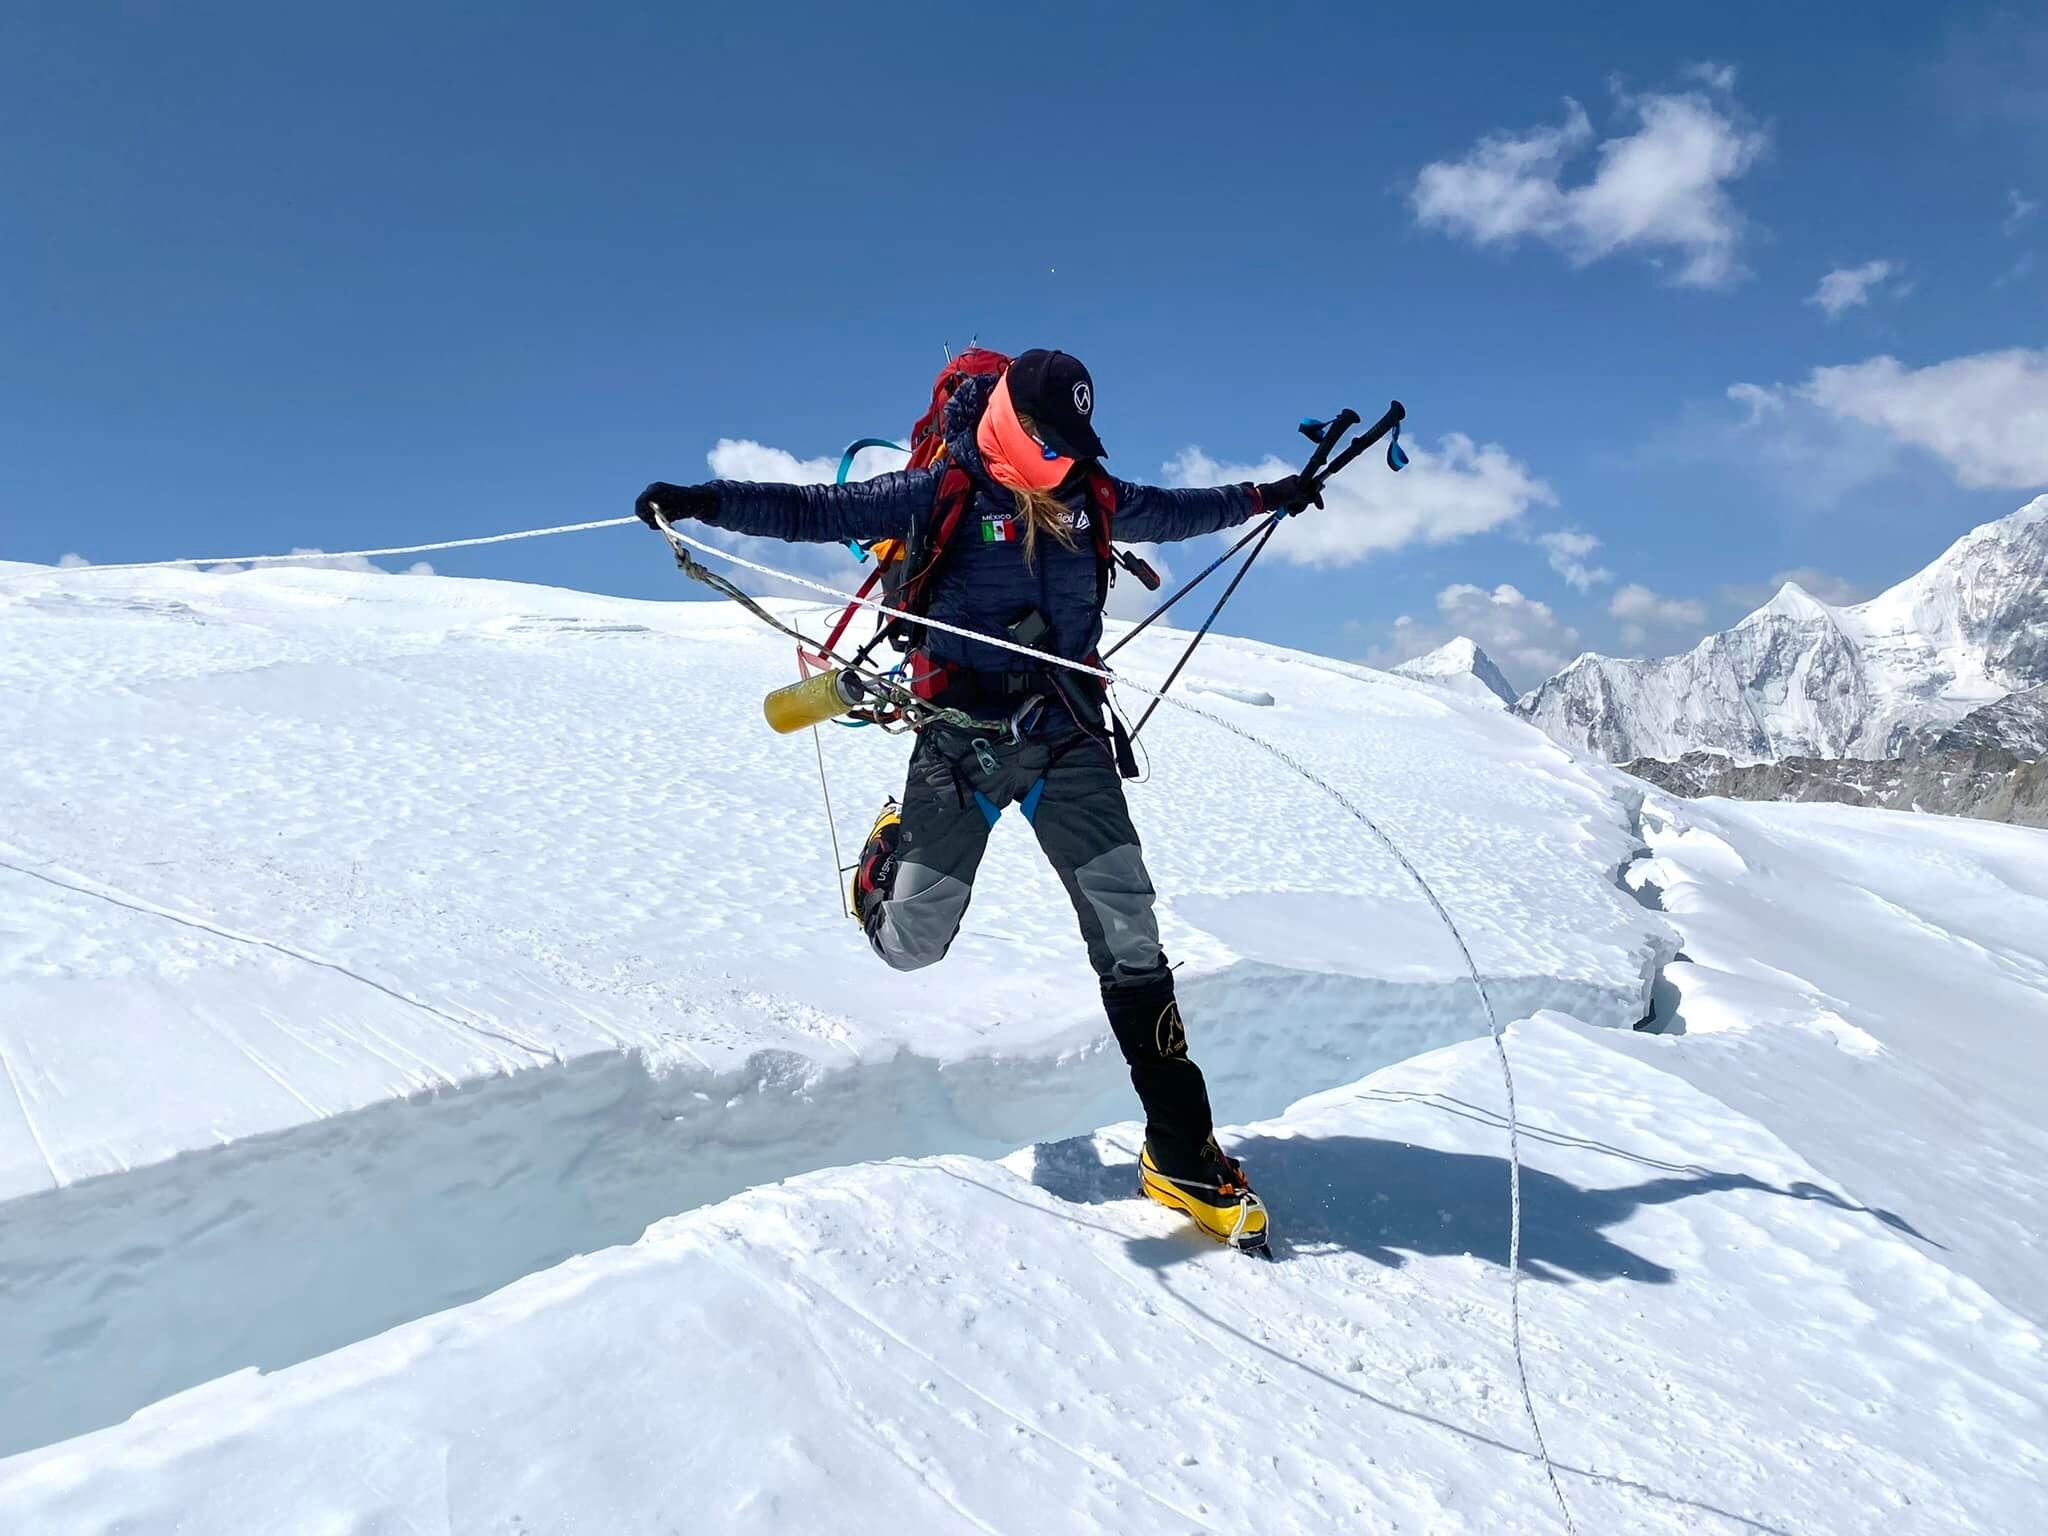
[1102,509,1286,660]
[1124,513,1286,740]
[1121,400,1405,743]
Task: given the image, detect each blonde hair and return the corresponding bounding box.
[1010,486,1076,568]
[1012,414,1080,568]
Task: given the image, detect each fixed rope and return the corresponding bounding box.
[0,517,639,578]
[17,513,1580,1534]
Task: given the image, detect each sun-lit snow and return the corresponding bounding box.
[3,555,2045,1534]
[1393,635,1518,706]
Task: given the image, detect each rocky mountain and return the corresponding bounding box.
[1922,684,2048,758]
[1520,496,2048,764]
[1625,748,2048,828]
[1392,636,1517,706]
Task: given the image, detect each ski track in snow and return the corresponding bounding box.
[3,559,2046,1532]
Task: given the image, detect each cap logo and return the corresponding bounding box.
[1072,381,1092,417]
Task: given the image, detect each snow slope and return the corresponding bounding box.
[1520,496,2048,763]
[1616,793,2048,1327]
[0,557,1662,1460]
[1394,635,1518,706]
[4,555,2046,1534]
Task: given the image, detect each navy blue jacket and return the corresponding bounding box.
[700,374,1262,676]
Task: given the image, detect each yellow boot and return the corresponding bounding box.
[850,799,901,923]
[1140,1141,1270,1255]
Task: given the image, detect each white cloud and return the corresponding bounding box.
[697,437,911,601]
[2007,187,2039,235]
[1806,259,1903,319]
[1364,582,1580,686]
[1725,381,1785,423]
[1683,61,1739,92]
[706,438,906,487]
[1801,350,2048,489]
[1537,528,1612,590]
[56,552,91,568]
[192,550,436,577]
[1995,252,2036,287]
[272,549,436,576]
[1609,582,1708,645]
[1164,433,1552,568]
[1411,69,1767,288]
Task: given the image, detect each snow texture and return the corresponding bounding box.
[3,555,2045,1534]
[1520,496,2048,763]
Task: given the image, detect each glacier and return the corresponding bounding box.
[3,553,2046,1534]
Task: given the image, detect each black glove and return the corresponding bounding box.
[1257,474,1322,515]
[636,481,718,529]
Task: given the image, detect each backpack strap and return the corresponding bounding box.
[887,464,977,649]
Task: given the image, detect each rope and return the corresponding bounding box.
[0,517,639,577]
[811,720,849,916]
[654,520,1581,1535]
[18,510,1581,1533]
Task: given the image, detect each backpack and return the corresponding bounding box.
[820,350,1124,665]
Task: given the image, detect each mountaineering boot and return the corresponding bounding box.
[1101,968,1215,1169]
[1140,1138,1270,1254]
[850,798,902,923]
[1101,968,1267,1250]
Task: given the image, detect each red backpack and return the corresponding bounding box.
[817,350,1119,666]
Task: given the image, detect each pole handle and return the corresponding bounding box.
[1313,400,1405,488]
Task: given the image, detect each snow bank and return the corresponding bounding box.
[4,1019,2041,1535]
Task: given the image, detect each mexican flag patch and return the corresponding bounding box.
[980,515,1020,544]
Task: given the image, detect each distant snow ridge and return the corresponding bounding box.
[1519,496,2048,763]
[1394,636,1518,706]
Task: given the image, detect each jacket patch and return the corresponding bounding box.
[980,515,1019,544]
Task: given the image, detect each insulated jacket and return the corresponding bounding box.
[701,374,1262,677]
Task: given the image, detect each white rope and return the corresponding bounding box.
[655,518,1581,1534]
[17,508,1580,1533]
[1,517,639,577]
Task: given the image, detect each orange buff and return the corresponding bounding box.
[976,372,1075,492]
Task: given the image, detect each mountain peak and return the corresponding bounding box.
[1750,580,1834,624]
[1393,637,1518,706]
[1519,495,2048,765]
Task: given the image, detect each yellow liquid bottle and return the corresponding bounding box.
[763,669,864,734]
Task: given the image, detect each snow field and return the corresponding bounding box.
[0,561,1666,1464]
[6,557,2044,1532]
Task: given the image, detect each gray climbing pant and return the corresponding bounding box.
[867,724,1164,985]
[864,721,1216,1167]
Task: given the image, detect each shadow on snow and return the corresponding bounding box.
[1029,1126,1927,1279]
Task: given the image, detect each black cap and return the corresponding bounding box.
[1006,348,1107,461]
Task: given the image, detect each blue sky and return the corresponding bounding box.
[4,2,2043,690]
